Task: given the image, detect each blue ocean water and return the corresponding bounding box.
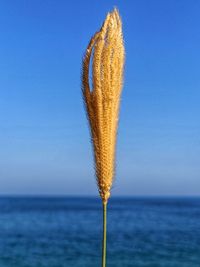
[0,197,199,267]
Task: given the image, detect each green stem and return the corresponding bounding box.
[102,202,107,267]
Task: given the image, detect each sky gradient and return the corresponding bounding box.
[0,0,200,196]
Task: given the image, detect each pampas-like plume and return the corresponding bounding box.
[82,8,125,204]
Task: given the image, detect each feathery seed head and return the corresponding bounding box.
[82,8,125,204]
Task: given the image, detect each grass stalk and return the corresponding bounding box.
[102,202,107,267]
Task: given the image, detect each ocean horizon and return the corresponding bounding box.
[0,196,199,267]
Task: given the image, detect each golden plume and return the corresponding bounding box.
[82,8,125,204]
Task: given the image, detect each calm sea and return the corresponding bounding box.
[0,197,199,267]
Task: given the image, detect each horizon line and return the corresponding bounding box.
[0,194,199,198]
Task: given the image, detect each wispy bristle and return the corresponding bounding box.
[82,9,125,204]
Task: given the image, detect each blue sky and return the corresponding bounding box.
[0,0,199,196]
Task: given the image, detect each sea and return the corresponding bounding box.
[0,197,199,267]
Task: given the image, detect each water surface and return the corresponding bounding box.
[0,197,199,267]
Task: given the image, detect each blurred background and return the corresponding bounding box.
[0,0,200,196]
[0,1,199,266]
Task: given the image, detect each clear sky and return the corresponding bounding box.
[0,0,199,196]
